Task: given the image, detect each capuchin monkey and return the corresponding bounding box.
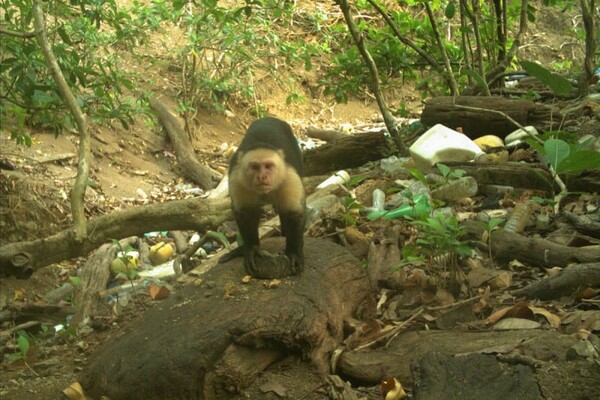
[223,117,306,276]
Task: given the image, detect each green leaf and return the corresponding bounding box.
[32,90,55,104]
[445,2,456,19]
[69,276,81,287]
[556,150,600,174]
[520,61,572,96]
[436,163,451,178]
[408,168,427,184]
[17,333,29,356]
[544,138,570,170]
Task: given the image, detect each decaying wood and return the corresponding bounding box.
[337,329,576,385]
[465,222,600,267]
[561,212,600,239]
[514,262,600,300]
[303,131,392,176]
[305,127,350,142]
[149,97,220,189]
[0,303,75,325]
[71,237,138,326]
[420,96,561,138]
[81,237,370,400]
[367,224,404,288]
[0,197,231,277]
[445,161,600,194]
[443,161,555,193]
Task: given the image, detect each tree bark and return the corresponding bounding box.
[514,262,600,300]
[303,131,391,176]
[0,197,231,278]
[420,96,560,138]
[149,97,220,189]
[443,161,555,193]
[464,222,600,268]
[81,237,370,400]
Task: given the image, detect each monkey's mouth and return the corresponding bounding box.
[256,184,273,192]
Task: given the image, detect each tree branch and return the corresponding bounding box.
[424,3,459,95]
[335,0,409,155]
[32,0,91,241]
[364,0,443,72]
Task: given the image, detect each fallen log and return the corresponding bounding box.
[81,237,370,400]
[420,96,561,139]
[303,131,392,176]
[443,161,554,193]
[337,329,592,400]
[149,97,220,189]
[514,262,600,300]
[0,197,231,278]
[445,161,600,194]
[464,222,600,268]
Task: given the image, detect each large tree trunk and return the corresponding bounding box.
[81,237,370,400]
[421,96,561,138]
[0,197,231,278]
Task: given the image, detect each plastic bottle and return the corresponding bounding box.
[316,170,350,189]
[367,194,430,220]
[380,156,408,175]
[430,176,478,201]
[372,189,386,211]
[504,201,533,233]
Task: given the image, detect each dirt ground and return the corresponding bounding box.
[0,1,596,399]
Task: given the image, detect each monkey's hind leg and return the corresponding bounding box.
[279,209,306,274]
[234,207,262,276]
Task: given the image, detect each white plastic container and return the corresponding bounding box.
[504,126,539,147]
[316,170,350,189]
[409,124,484,169]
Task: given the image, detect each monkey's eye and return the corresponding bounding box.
[249,163,260,171]
[264,162,275,170]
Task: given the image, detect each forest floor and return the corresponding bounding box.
[1,2,598,399]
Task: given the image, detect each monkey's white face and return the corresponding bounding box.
[240,149,286,194]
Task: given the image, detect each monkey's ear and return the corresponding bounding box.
[276,149,285,159]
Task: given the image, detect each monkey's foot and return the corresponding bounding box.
[243,250,300,279]
[283,253,304,275]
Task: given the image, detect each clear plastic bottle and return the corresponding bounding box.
[504,201,533,233]
[430,176,478,201]
[372,189,386,211]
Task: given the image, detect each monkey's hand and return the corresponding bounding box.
[284,252,304,275]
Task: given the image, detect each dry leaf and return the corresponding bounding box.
[579,287,598,299]
[490,271,512,289]
[544,267,562,278]
[241,275,252,284]
[63,382,87,400]
[149,284,170,300]
[224,282,236,297]
[380,377,407,400]
[493,317,541,330]
[264,279,281,289]
[485,301,533,325]
[530,306,561,328]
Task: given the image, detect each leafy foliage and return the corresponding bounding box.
[527,133,600,175]
[520,61,573,95]
[1,0,162,137]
